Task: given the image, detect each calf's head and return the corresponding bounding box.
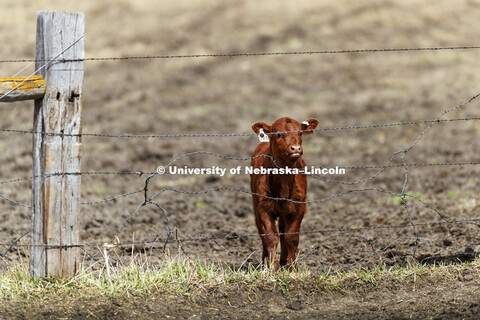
[252,117,319,165]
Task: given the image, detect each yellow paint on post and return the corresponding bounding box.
[0,75,46,102]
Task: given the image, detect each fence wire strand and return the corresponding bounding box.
[2,45,480,63]
[1,116,479,139]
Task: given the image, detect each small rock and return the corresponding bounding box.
[286,300,302,311]
[215,292,228,299]
[176,297,185,304]
[464,274,474,281]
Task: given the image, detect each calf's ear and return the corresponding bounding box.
[252,122,271,134]
[301,118,319,135]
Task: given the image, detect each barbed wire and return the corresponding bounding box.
[0,142,478,235]
[0,191,31,208]
[2,45,480,64]
[2,219,479,271]
[0,156,478,209]
[2,158,480,187]
[1,150,479,232]
[1,116,479,139]
[1,217,479,250]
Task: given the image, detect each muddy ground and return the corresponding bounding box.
[2,275,480,319]
[1,0,480,318]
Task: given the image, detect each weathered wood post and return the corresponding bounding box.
[31,11,84,278]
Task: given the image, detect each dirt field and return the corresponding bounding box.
[2,275,480,320]
[1,0,480,318]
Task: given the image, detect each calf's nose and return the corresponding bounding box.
[289,145,302,154]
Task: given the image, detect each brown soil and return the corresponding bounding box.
[1,0,480,319]
[2,275,480,319]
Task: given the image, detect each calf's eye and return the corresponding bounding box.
[276,133,282,138]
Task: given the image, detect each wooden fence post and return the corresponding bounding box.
[0,76,46,102]
[31,11,84,278]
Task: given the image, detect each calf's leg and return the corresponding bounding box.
[255,209,280,270]
[279,214,303,270]
[279,218,288,267]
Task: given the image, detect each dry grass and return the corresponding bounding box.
[1,253,479,301]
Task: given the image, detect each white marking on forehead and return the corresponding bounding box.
[302,121,309,125]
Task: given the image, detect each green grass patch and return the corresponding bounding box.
[380,191,426,206]
[446,190,460,199]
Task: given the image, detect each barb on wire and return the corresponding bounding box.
[81,189,144,205]
[0,176,33,185]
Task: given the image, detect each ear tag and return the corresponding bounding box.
[301,121,309,126]
[258,128,269,142]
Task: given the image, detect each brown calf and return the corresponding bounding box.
[250,117,319,270]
